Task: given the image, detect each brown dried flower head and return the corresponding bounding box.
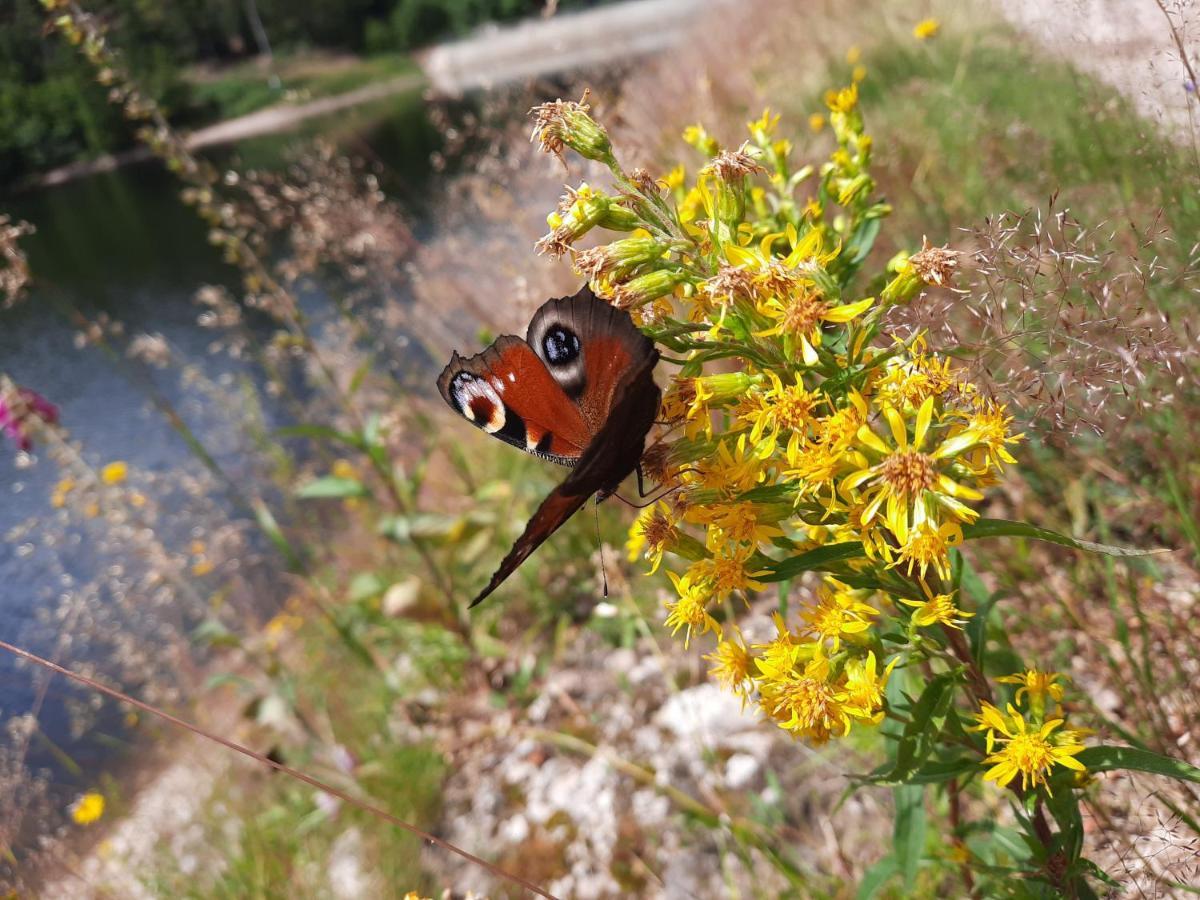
[909,236,959,286]
[703,144,765,182]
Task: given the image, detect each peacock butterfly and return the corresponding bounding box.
[437,285,660,607]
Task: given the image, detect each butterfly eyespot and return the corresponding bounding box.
[542,326,581,366]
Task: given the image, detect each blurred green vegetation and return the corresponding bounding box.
[0,0,603,185]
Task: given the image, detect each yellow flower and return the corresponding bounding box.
[913,18,940,40]
[845,45,862,65]
[626,501,678,573]
[898,590,973,629]
[695,434,767,496]
[841,396,985,546]
[799,577,878,650]
[690,544,767,600]
[954,400,1022,475]
[973,703,1087,793]
[738,372,822,447]
[100,461,127,485]
[661,377,715,439]
[758,653,850,743]
[191,559,215,577]
[665,570,721,647]
[843,650,895,722]
[997,669,1066,718]
[705,627,754,707]
[71,792,105,825]
[893,519,963,582]
[852,65,867,83]
[752,612,807,681]
[808,113,826,133]
[754,287,874,367]
[331,459,357,480]
[662,164,686,192]
[693,500,784,549]
[825,83,859,114]
[51,477,76,508]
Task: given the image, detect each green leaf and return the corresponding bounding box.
[906,755,977,785]
[890,673,956,781]
[1077,745,1200,784]
[252,498,304,572]
[295,476,368,499]
[274,424,366,449]
[856,856,898,900]
[893,784,926,888]
[760,542,865,582]
[962,518,1166,558]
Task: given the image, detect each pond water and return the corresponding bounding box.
[0,92,443,815]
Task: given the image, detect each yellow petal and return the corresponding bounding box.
[823,295,875,323]
[913,397,934,450]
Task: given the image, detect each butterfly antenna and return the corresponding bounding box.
[594,497,609,598]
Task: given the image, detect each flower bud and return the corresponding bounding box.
[611,269,687,309]
[529,93,613,164]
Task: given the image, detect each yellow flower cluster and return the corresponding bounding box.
[533,87,1022,750]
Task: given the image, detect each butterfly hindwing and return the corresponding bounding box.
[526,286,658,431]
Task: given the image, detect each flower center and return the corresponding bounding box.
[642,511,676,550]
[881,450,936,495]
[781,291,829,338]
[1004,733,1055,778]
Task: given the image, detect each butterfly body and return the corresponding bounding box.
[437,286,659,607]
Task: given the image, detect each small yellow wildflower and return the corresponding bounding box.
[626,501,678,573]
[100,461,127,485]
[758,653,850,743]
[825,83,859,114]
[913,18,940,40]
[852,65,867,83]
[191,559,214,577]
[845,45,862,65]
[695,435,767,496]
[799,578,878,650]
[331,459,357,480]
[705,627,754,707]
[693,501,784,549]
[893,519,963,582]
[71,792,105,825]
[690,544,767,601]
[754,288,874,367]
[665,571,721,647]
[842,396,985,546]
[808,113,826,133]
[843,651,895,722]
[752,612,806,681]
[739,372,821,447]
[997,669,1066,718]
[973,703,1087,793]
[898,590,973,629]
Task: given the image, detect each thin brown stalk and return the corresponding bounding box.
[0,638,558,900]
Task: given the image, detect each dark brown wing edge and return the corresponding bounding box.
[468,353,661,608]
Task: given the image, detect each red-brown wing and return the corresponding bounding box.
[468,353,661,608]
[526,285,658,432]
[437,335,592,465]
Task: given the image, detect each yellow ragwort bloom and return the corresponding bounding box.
[690,544,767,600]
[843,650,895,723]
[738,372,822,448]
[705,626,754,708]
[842,396,984,546]
[893,519,963,582]
[695,434,768,496]
[974,702,1087,793]
[71,791,105,825]
[626,501,678,573]
[100,461,128,485]
[899,590,973,629]
[913,18,940,40]
[694,500,784,550]
[665,571,721,647]
[758,653,850,743]
[808,113,827,133]
[997,669,1067,718]
[799,577,878,650]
